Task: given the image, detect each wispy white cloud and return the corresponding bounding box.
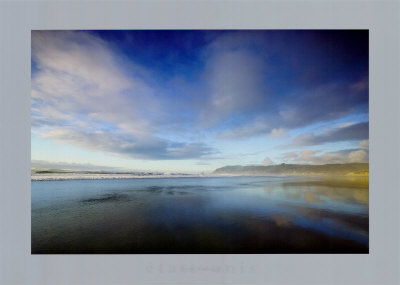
[359,139,369,149]
[281,148,369,164]
[218,116,270,139]
[218,122,287,140]
[199,33,268,126]
[348,149,369,163]
[286,121,369,147]
[215,78,369,139]
[31,31,214,160]
[277,81,368,129]
[263,156,274,166]
[41,127,214,160]
[282,152,298,160]
[268,128,288,138]
[31,160,125,171]
[32,31,161,136]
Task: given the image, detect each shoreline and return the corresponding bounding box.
[31,173,212,181]
[31,173,368,181]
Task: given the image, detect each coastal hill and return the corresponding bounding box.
[213,163,369,176]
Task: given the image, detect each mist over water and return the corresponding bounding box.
[31,176,368,254]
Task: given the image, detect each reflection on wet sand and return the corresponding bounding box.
[352,189,369,204]
[32,176,368,254]
[264,186,274,194]
[304,191,321,203]
[271,214,293,227]
[292,205,368,233]
[281,177,369,205]
[282,176,369,189]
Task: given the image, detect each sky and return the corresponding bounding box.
[31,30,369,173]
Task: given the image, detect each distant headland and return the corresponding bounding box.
[213,163,369,177]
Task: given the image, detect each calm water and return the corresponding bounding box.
[31,176,369,254]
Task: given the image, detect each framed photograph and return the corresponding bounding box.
[31,29,369,255]
[1,1,399,284]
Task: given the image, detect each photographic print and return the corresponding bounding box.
[31,30,369,254]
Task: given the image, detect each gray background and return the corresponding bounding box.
[0,0,399,284]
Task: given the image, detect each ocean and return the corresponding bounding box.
[31,176,368,253]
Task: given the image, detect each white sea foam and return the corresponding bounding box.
[31,173,216,181]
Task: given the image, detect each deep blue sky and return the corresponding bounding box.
[31,30,369,172]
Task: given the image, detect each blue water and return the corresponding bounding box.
[31,176,369,253]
